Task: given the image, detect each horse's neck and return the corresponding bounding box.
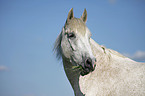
[90,38,111,68]
[62,58,79,85]
[62,58,84,96]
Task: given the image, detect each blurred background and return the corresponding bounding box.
[0,0,145,96]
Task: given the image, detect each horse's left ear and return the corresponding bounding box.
[67,8,74,21]
[81,8,87,23]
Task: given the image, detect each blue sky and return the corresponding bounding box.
[0,0,145,96]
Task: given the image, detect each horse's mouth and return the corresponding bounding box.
[80,64,96,76]
[72,58,96,76]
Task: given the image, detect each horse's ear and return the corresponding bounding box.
[67,8,74,21]
[81,8,87,23]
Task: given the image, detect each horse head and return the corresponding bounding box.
[55,8,96,76]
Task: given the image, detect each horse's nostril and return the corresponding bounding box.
[86,58,92,65]
[85,58,96,70]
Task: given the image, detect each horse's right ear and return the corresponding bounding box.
[81,8,87,23]
[67,8,74,21]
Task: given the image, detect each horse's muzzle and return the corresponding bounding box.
[80,57,96,76]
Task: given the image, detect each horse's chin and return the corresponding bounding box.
[80,68,90,76]
[80,64,96,76]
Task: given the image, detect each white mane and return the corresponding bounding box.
[54,29,63,60]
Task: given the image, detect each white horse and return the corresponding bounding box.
[54,8,145,96]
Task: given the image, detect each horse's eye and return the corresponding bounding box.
[67,33,76,39]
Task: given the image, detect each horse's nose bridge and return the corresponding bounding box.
[81,37,95,60]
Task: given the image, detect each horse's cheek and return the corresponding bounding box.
[61,40,71,58]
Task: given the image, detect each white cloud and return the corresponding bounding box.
[0,65,8,71]
[123,50,145,62]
